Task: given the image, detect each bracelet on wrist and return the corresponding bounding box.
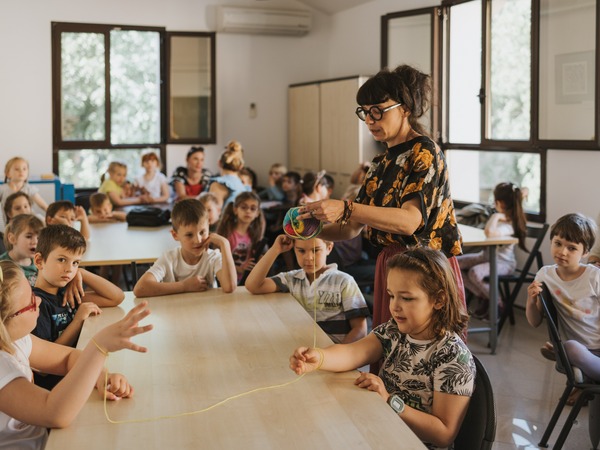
[91,338,109,357]
[314,347,325,370]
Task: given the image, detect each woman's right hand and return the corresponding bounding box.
[93,301,153,353]
[299,199,345,223]
[289,347,321,375]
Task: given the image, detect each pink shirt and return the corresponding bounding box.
[227,230,252,283]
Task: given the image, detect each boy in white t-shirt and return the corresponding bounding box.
[133,199,236,297]
[526,213,600,403]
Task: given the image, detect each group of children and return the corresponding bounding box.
[1,148,599,449]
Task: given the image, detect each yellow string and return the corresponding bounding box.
[100,240,320,425]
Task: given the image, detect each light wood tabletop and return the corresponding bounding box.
[82,222,177,267]
[459,224,519,353]
[46,289,426,450]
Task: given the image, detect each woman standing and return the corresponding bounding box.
[300,65,464,331]
[171,146,212,201]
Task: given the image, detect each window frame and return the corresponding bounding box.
[165,31,217,145]
[383,0,600,224]
[51,22,167,177]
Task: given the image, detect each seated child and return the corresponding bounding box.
[259,163,287,202]
[134,152,170,203]
[46,200,91,240]
[198,192,222,232]
[133,199,236,297]
[245,234,369,344]
[3,192,34,224]
[288,247,474,449]
[0,260,151,447]
[0,157,48,233]
[281,171,302,206]
[1,214,44,286]
[526,213,600,405]
[299,171,329,205]
[99,161,150,207]
[88,192,126,223]
[216,192,266,285]
[32,225,124,389]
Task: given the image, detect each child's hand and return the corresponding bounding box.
[527,280,542,301]
[182,275,209,292]
[289,347,321,375]
[240,258,256,272]
[74,205,88,222]
[96,372,134,400]
[354,372,389,400]
[74,302,102,321]
[273,235,294,253]
[63,270,85,308]
[92,301,153,354]
[205,233,228,249]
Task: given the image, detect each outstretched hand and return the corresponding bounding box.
[298,199,345,223]
[93,301,153,354]
[289,347,321,375]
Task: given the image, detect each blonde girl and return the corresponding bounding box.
[0,157,48,232]
[0,260,152,447]
[208,140,251,207]
[99,161,150,207]
[289,247,475,450]
[1,215,44,286]
[134,152,170,203]
[457,182,528,318]
[216,192,265,285]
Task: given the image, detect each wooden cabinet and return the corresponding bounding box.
[288,76,379,199]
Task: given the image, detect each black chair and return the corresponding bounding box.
[454,355,497,450]
[538,284,600,449]
[497,223,549,333]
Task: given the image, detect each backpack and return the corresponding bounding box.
[126,206,171,227]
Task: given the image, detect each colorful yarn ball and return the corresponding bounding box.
[282,207,322,240]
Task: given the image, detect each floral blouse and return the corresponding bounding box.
[354,136,462,258]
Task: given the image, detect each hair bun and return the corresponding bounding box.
[226,140,243,153]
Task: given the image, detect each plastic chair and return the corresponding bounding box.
[454,355,497,450]
[497,223,549,333]
[538,284,600,449]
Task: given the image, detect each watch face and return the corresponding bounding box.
[389,395,404,413]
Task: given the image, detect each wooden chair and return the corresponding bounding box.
[454,355,497,450]
[538,283,600,449]
[497,223,549,333]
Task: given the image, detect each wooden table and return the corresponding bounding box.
[82,222,177,282]
[46,290,426,450]
[459,224,519,353]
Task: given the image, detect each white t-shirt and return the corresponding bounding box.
[0,335,48,449]
[535,264,600,349]
[147,247,223,287]
[135,172,168,198]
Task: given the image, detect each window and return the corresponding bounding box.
[52,23,216,188]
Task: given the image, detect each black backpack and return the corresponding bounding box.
[126,206,171,227]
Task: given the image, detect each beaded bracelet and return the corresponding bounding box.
[91,338,109,357]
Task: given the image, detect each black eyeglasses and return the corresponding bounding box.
[7,291,37,319]
[355,103,402,121]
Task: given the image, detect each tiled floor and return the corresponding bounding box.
[467,310,595,450]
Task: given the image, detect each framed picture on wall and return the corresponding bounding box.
[555,50,595,104]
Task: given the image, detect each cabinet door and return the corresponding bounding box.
[288,84,320,173]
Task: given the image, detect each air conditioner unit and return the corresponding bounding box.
[215,6,312,36]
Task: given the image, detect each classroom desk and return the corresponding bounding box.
[46,290,426,450]
[459,224,519,354]
[82,222,177,281]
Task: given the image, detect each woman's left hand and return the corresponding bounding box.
[299,199,345,223]
[354,372,389,400]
